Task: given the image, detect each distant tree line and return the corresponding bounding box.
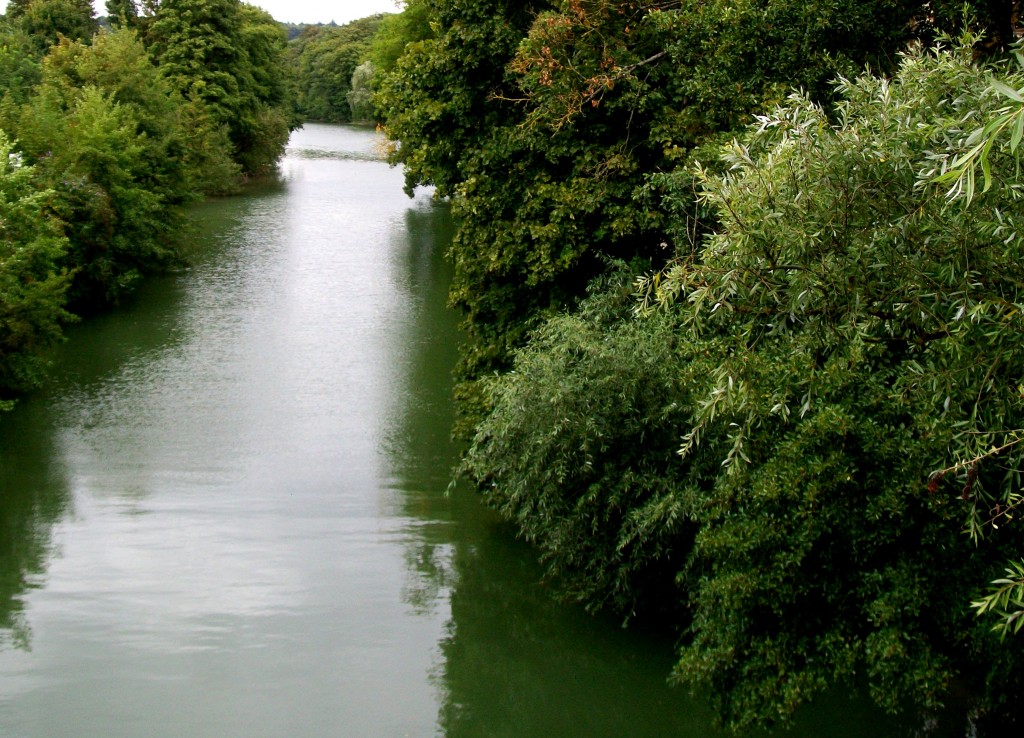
[284,5,430,124]
[373,0,1024,734]
[0,0,295,408]
[279,20,337,42]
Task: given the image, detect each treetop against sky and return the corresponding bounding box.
[0,0,400,25]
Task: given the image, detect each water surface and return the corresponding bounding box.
[0,124,914,737]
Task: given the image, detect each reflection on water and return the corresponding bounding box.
[374,202,715,736]
[379,204,459,619]
[285,123,387,163]
[0,404,71,651]
[286,149,386,163]
[0,124,447,737]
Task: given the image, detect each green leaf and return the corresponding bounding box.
[1010,108,1024,152]
[991,78,1024,102]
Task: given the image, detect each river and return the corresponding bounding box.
[0,124,916,737]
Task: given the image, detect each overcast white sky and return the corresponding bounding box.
[0,0,402,26]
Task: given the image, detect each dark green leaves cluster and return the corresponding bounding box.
[147,0,294,175]
[366,1,431,80]
[664,44,1024,730]
[458,40,1024,733]
[10,30,203,306]
[8,0,97,53]
[379,10,1024,730]
[377,0,980,423]
[283,5,436,126]
[0,131,71,405]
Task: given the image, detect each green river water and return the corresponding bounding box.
[0,124,922,737]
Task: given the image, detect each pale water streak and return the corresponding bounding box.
[0,124,445,737]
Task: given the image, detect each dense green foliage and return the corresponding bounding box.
[366,0,430,80]
[378,0,1024,733]
[10,0,97,52]
[0,20,41,103]
[461,270,696,619]
[457,39,1024,732]
[104,0,138,28]
[286,14,386,123]
[0,0,294,403]
[378,0,568,420]
[0,132,71,405]
[658,44,1024,730]
[378,0,1008,398]
[347,60,375,123]
[282,4,435,125]
[10,30,206,305]
[147,0,295,175]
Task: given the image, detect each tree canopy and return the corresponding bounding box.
[377,0,1000,427]
[458,40,1024,732]
[380,0,1024,732]
[147,0,294,175]
[10,0,97,52]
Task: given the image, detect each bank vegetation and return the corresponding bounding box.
[0,0,296,408]
[374,0,1024,733]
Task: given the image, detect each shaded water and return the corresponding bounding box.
[0,124,914,737]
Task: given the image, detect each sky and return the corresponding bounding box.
[0,0,403,26]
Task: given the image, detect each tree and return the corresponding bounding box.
[655,42,1024,729]
[233,3,294,173]
[147,0,294,175]
[287,15,386,122]
[379,0,977,430]
[376,0,560,431]
[368,0,431,79]
[10,29,222,306]
[0,132,71,402]
[104,0,139,27]
[0,17,43,104]
[347,61,375,123]
[926,46,1024,641]
[15,0,96,52]
[0,21,245,406]
[459,269,698,618]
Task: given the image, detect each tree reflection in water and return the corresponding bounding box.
[380,200,718,738]
[0,400,72,651]
[380,193,924,738]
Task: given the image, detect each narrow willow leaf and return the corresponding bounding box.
[991,79,1024,102]
[1011,109,1024,152]
[981,129,998,193]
